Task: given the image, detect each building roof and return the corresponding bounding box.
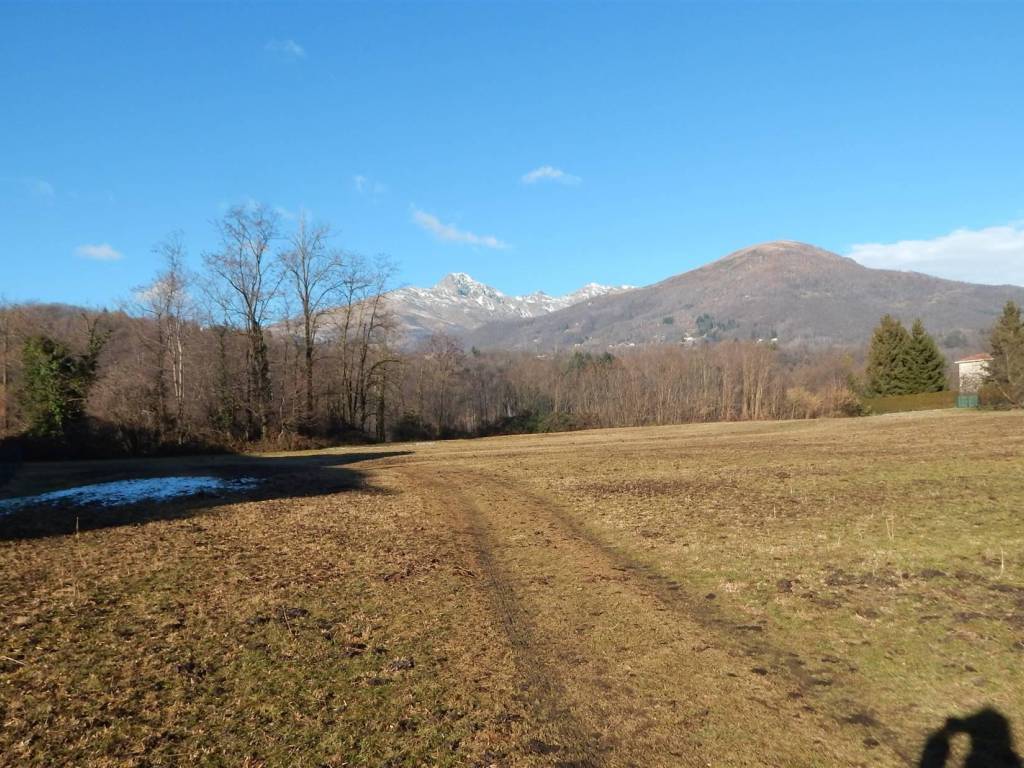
[955,353,993,364]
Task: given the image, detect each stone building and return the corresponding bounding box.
[955,353,992,393]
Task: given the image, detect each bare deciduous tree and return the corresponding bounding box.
[420,333,465,435]
[204,204,281,440]
[330,255,399,432]
[132,232,193,443]
[279,214,345,428]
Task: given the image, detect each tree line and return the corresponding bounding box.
[0,303,864,458]
[393,342,864,440]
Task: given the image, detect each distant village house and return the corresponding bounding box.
[955,353,992,393]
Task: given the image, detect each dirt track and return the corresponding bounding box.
[374,448,918,766]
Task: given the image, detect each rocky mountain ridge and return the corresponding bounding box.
[386,272,634,342]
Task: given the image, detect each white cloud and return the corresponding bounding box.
[848,223,1024,286]
[521,165,581,185]
[411,208,508,249]
[75,243,123,261]
[265,39,305,59]
[133,278,169,304]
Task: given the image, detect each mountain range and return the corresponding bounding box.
[386,241,1024,351]
[384,272,634,342]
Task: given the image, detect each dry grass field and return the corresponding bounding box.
[2,409,1023,767]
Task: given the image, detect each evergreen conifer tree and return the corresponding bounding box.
[865,315,913,396]
[988,300,1024,406]
[907,319,947,393]
[19,324,107,440]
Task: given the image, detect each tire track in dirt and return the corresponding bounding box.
[398,463,606,768]
[447,464,916,767]
[390,460,907,767]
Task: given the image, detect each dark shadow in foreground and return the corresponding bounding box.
[0,450,412,541]
[920,708,1022,768]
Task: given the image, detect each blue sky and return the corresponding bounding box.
[3,1,1023,306]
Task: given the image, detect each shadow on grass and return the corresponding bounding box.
[0,450,412,542]
[919,708,1022,768]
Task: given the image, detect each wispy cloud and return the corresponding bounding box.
[274,205,299,221]
[521,165,581,185]
[848,222,1024,286]
[75,243,123,261]
[265,39,306,59]
[26,177,56,200]
[353,174,387,196]
[411,208,508,249]
[3,176,56,200]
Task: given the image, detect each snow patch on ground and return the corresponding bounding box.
[0,476,260,514]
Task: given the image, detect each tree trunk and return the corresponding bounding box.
[304,322,314,426]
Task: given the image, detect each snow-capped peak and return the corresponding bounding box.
[386,273,635,342]
[561,282,636,303]
[435,272,505,300]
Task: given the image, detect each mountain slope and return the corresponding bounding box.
[465,241,1024,350]
[385,273,634,342]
